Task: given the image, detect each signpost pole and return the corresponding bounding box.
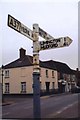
[33,24,41,118]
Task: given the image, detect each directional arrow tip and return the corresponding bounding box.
[66,36,73,46]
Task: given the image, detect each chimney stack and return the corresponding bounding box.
[19,48,26,59]
[76,68,79,71]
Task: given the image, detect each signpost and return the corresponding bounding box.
[8,14,34,40]
[39,27,54,40]
[7,14,72,119]
[8,15,41,118]
[33,24,41,118]
[39,37,72,51]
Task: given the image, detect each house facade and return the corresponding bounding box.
[0,48,77,94]
[74,68,80,87]
[54,61,77,93]
[3,66,58,94]
[1,48,58,94]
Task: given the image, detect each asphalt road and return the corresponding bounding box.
[2,93,79,119]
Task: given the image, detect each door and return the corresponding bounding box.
[45,82,50,92]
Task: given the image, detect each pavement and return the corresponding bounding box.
[41,92,72,99]
[1,92,77,106]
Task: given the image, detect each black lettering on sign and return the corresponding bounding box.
[40,39,59,50]
[64,37,68,46]
[40,41,45,50]
[24,28,27,33]
[13,20,16,27]
[20,26,30,36]
[46,45,49,49]
[50,44,54,48]
[39,27,47,39]
[32,33,34,38]
[27,30,30,36]
[8,14,34,40]
[8,14,21,32]
[9,18,14,26]
[16,21,21,31]
[56,39,60,42]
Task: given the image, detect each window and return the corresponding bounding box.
[45,82,50,92]
[5,70,9,78]
[46,70,48,77]
[21,82,26,93]
[5,83,10,93]
[52,71,54,78]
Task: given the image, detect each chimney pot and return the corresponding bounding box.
[76,68,79,71]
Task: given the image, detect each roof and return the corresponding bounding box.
[4,55,33,69]
[4,55,74,74]
[40,60,56,70]
[53,61,73,74]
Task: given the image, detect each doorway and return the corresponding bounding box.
[45,82,50,92]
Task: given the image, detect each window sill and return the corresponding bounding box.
[5,77,10,78]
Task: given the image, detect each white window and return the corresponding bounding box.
[5,83,10,93]
[5,70,9,78]
[21,82,26,93]
[52,71,54,78]
[46,70,48,77]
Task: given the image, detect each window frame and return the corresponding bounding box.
[5,70,9,78]
[52,71,54,78]
[46,70,48,78]
[21,82,26,93]
[5,83,10,93]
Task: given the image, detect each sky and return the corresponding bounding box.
[0,0,79,70]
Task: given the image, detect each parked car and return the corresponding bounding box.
[71,86,80,93]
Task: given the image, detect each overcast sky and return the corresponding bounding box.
[0,0,79,70]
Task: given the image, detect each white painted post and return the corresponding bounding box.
[33,24,41,118]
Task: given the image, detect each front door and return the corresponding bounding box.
[45,82,50,92]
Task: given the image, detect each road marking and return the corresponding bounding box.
[56,106,69,114]
[49,101,78,117]
[57,111,62,114]
[2,112,10,116]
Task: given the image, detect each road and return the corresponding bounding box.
[2,93,79,119]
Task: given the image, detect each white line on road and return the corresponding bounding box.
[49,101,78,117]
[2,112,10,116]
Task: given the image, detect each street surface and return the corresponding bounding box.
[2,93,79,119]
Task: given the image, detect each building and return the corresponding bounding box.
[54,61,77,92]
[74,68,80,87]
[0,48,77,95]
